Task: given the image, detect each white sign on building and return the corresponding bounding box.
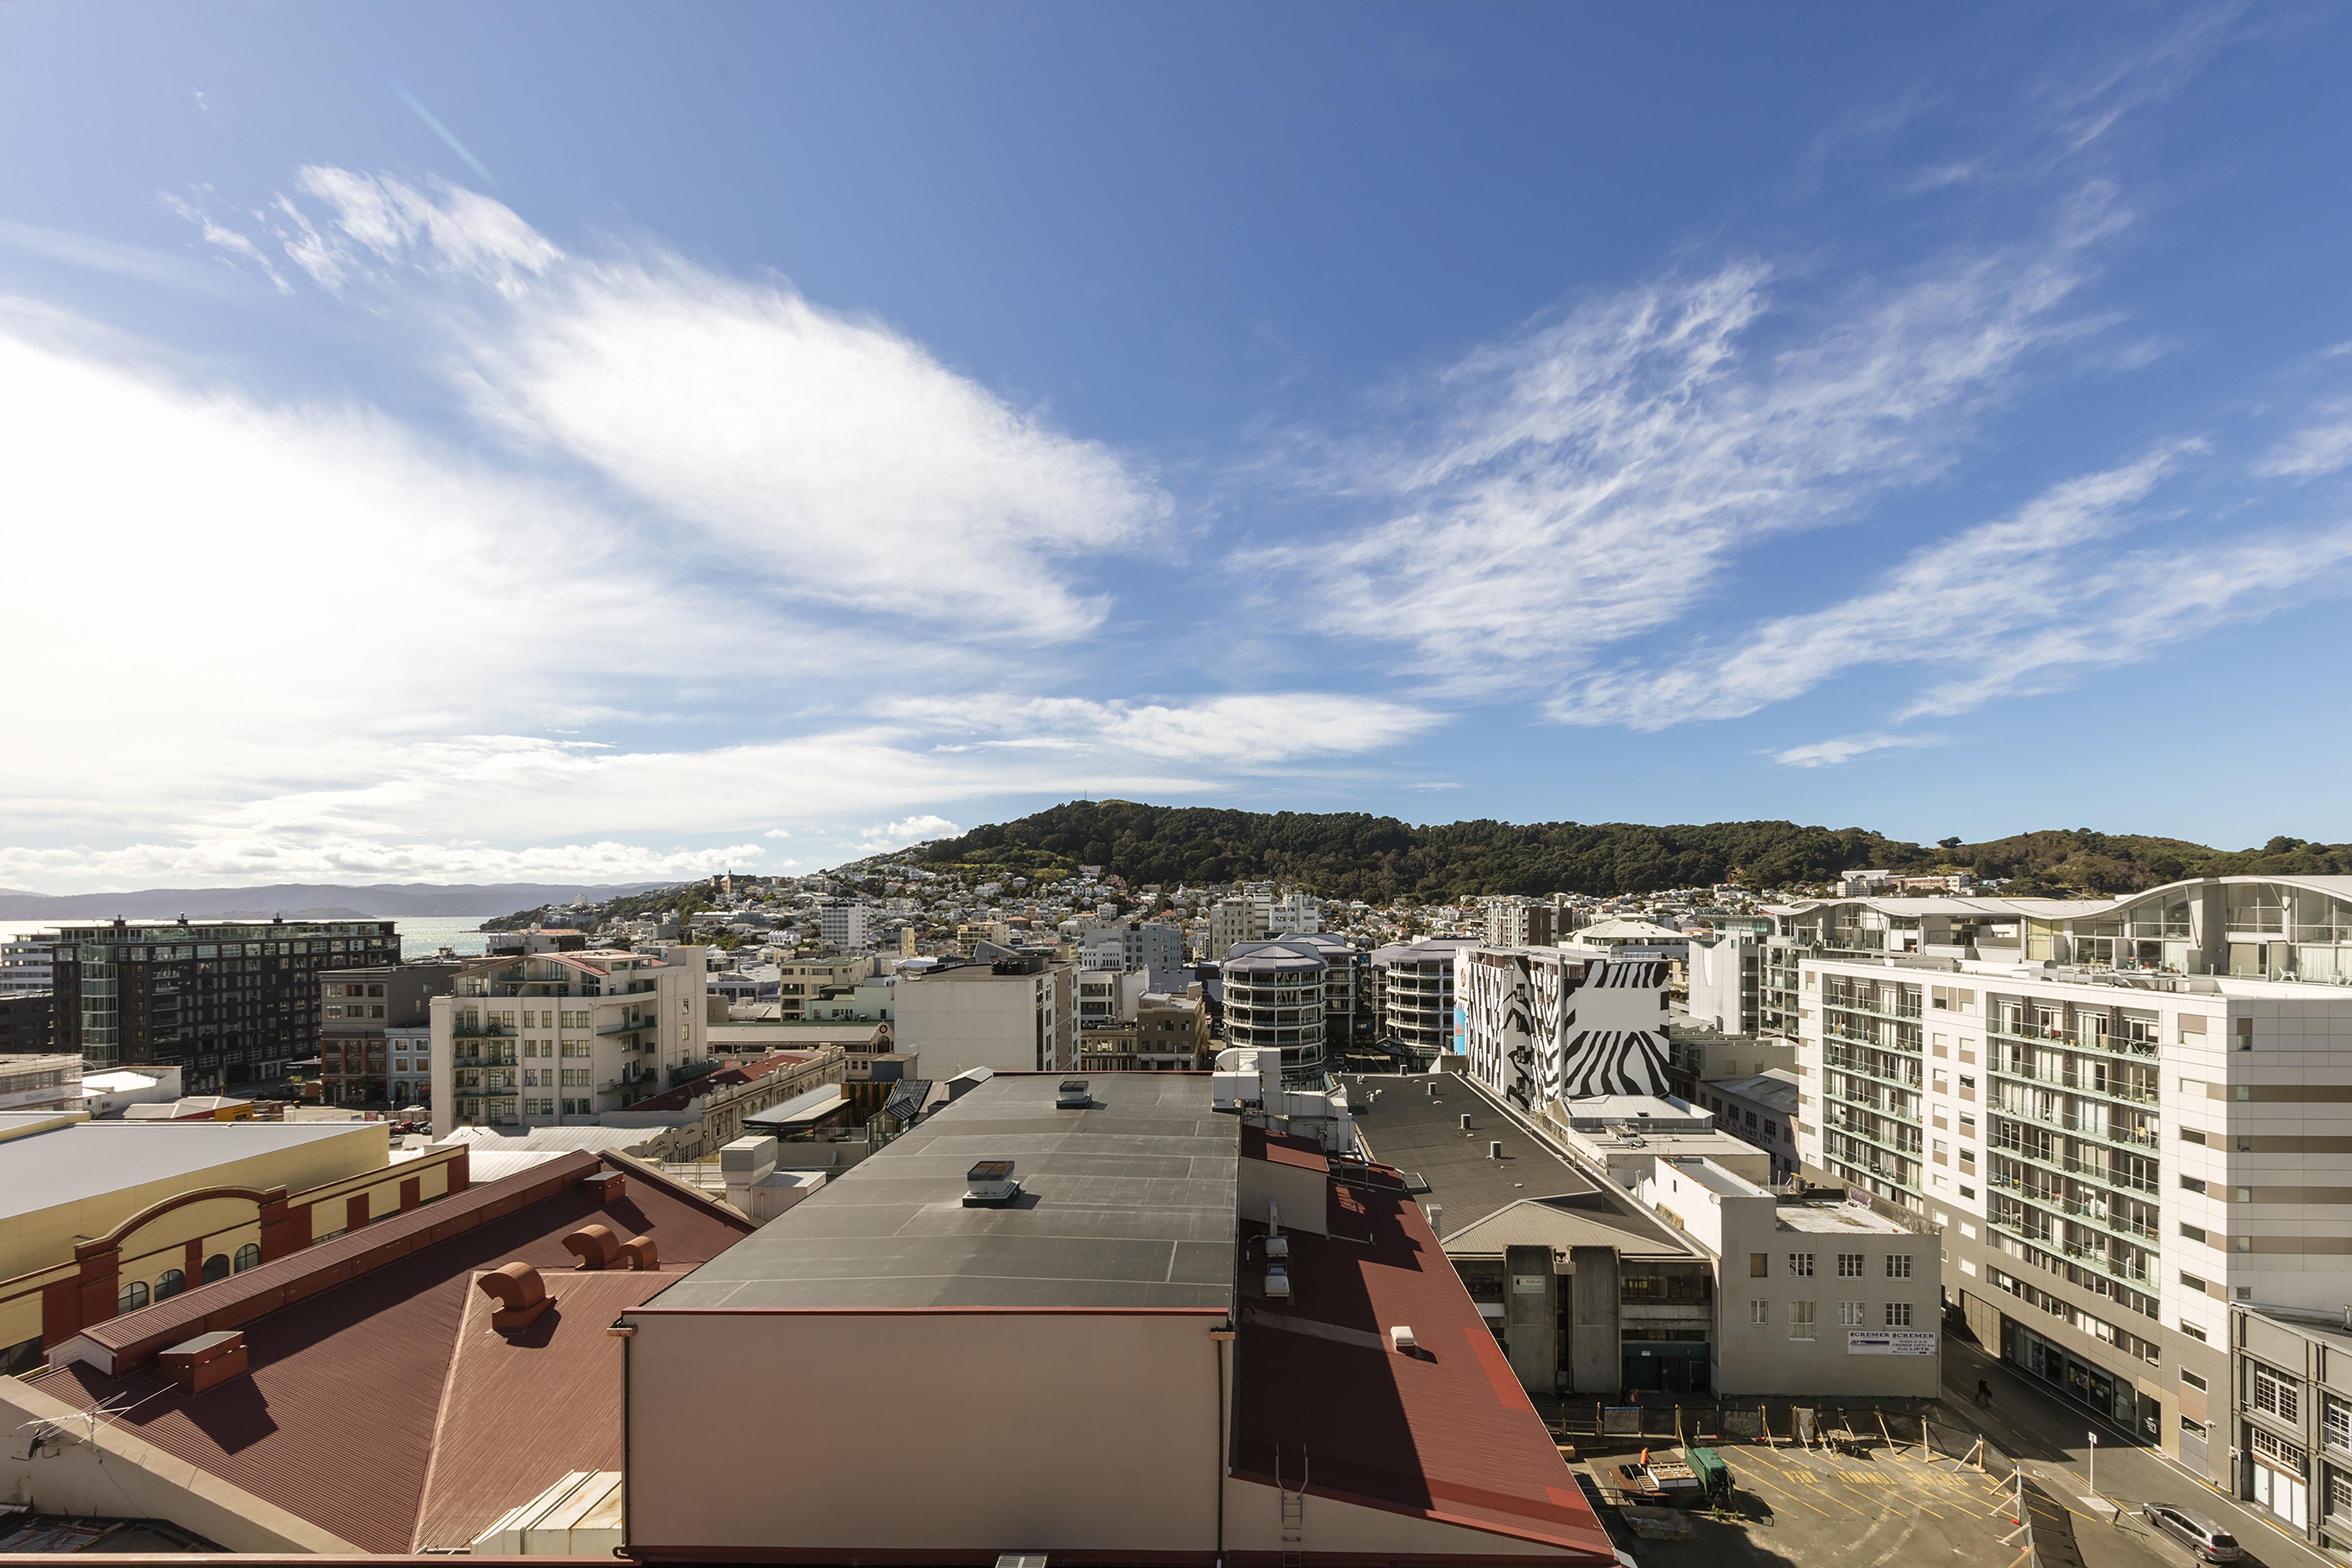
[1846,1330,1936,1356]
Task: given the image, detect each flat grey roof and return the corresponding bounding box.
[638,1074,1238,1311]
[1341,1073,1692,1255]
[0,1120,377,1222]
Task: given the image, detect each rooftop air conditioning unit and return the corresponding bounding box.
[963,1159,1021,1206]
[1265,1264,1292,1300]
[1389,1325,1417,1354]
[1056,1079,1090,1109]
[1265,1233,1290,1261]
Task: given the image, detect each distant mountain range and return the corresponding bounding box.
[0,881,681,923]
[916,800,2352,901]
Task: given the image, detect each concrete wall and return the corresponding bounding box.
[0,1376,359,1552]
[1567,1245,1619,1394]
[1504,1243,1559,1394]
[1236,1157,1328,1237]
[892,971,1060,1076]
[626,1310,1224,1557]
[1712,1215,1939,1398]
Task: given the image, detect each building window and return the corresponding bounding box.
[2324,1395,2352,1454]
[1750,1252,1768,1277]
[1838,1300,1866,1327]
[234,1243,261,1272]
[1886,1254,1912,1279]
[2253,1362,2301,1423]
[1787,1252,1815,1277]
[1749,1299,1768,1326]
[154,1269,185,1300]
[202,1253,231,1283]
[1789,1301,1815,1339]
[2181,1176,2207,1194]
[117,1281,148,1314]
[1838,1253,1865,1278]
[1884,1302,1913,1327]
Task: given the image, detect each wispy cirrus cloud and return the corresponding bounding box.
[1548,443,2352,728]
[1770,732,1949,769]
[2257,400,2352,479]
[880,692,1444,769]
[1261,186,2125,687]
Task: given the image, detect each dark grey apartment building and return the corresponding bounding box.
[319,961,460,1106]
[2229,1304,2352,1552]
[48,918,400,1092]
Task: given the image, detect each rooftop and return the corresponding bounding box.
[1339,1074,1690,1254]
[1231,1162,1616,1563]
[0,1119,378,1221]
[638,1073,1238,1311]
[1710,1071,1800,1114]
[26,1153,753,1553]
[1775,1197,1912,1234]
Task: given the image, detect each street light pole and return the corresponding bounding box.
[2089,1431,2097,1501]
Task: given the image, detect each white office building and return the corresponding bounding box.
[0,941,53,995]
[891,954,1073,1076]
[1071,919,1188,992]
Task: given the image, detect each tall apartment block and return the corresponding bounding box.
[48,918,401,1091]
[1459,945,1671,1112]
[1482,896,1560,949]
[1219,934,1360,1077]
[1369,937,1479,1059]
[1780,875,2352,1486]
[428,944,708,1130]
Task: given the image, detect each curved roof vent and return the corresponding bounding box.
[479,1262,557,1333]
[564,1224,621,1270]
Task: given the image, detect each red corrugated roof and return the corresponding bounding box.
[1229,1163,1616,1562]
[624,1050,816,1112]
[26,1157,753,1554]
[1240,1123,1331,1172]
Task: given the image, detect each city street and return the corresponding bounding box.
[1938,1334,2332,1568]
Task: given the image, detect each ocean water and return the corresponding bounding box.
[0,915,489,962]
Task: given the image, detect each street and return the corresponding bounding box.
[1938,1334,2333,1568]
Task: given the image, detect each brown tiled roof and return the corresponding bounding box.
[624,1049,817,1112]
[27,1156,752,1554]
[1230,1162,1616,1562]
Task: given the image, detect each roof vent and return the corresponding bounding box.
[1460,1113,1472,1130]
[1489,1140,1504,1160]
[1056,1079,1090,1109]
[964,1159,1021,1206]
[1265,1233,1290,1261]
[158,1330,245,1396]
[1389,1325,1419,1355]
[618,1233,659,1271]
[563,1224,622,1270]
[479,1262,557,1333]
[580,1170,626,1202]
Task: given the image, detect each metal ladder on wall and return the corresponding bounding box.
[1276,1446,1307,1565]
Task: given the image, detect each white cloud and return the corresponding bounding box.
[2258,400,2352,479]
[0,838,761,892]
[881,692,1444,768]
[852,815,963,856]
[763,827,794,840]
[162,193,292,293]
[216,167,1172,643]
[1549,444,2352,727]
[1770,732,1948,769]
[1266,192,2120,686]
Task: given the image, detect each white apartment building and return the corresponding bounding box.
[891,955,1072,1076]
[1370,937,1479,1058]
[1076,967,1147,1033]
[1684,934,1761,1036]
[1270,893,1321,935]
[1458,945,1671,1114]
[1481,897,1560,949]
[813,898,874,953]
[428,945,709,1130]
[1788,875,2352,1481]
[385,1025,431,1109]
[1220,940,1334,1076]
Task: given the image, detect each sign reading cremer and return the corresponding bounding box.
[1846,1330,1936,1356]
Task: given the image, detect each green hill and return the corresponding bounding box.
[912,801,2352,902]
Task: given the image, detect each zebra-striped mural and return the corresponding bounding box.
[1463,948,1669,1110]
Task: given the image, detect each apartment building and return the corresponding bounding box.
[1483,896,1560,949]
[890,953,1072,1076]
[773,955,871,1020]
[813,897,873,953]
[0,992,53,1056]
[1789,874,2352,1481]
[317,961,459,1106]
[1070,919,1187,992]
[1205,898,1267,959]
[0,939,54,994]
[1220,941,1333,1076]
[1270,891,1321,934]
[427,945,709,1131]
[1079,990,1208,1072]
[1369,937,1480,1058]
[1458,945,1671,1113]
[48,918,401,1091]
[1686,933,1762,1035]
[2226,1304,2352,1546]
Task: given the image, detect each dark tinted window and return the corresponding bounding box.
[2209,1536,2236,1549]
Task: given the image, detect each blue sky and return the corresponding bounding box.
[5,2,2352,892]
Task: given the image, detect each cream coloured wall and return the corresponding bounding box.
[625,1311,1224,1556]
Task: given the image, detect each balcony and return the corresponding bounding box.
[453,1023,511,1039]
[597,1018,650,1037]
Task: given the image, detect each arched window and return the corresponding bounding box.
[155,1269,186,1300]
[202,1253,231,1283]
[116,1280,148,1314]
[233,1243,262,1273]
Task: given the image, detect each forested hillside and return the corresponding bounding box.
[913,801,2352,901]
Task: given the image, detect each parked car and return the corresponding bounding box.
[2141,1505,2243,1563]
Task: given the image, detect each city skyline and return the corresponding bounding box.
[8,4,2352,893]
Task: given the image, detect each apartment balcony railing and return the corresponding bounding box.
[1824,1052,1923,1089]
[452,1023,511,1039]
[597,1018,650,1037]
[1991,1060,2158,1104]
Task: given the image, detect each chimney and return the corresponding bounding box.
[580,1169,626,1202]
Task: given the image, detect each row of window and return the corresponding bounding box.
[115,1243,263,1312]
[1749,1251,1913,1279]
[1746,1299,1914,1331]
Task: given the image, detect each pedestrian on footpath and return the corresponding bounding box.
[1976,1377,1994,1408]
